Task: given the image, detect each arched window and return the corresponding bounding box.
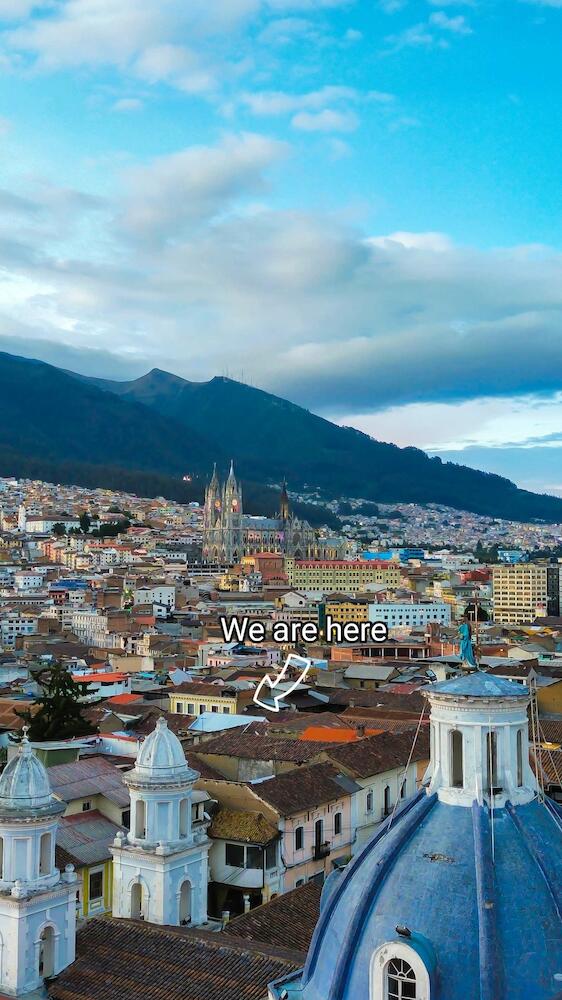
[130,882,144,920]
[386,957,416,999]
[38,926,55,979]
[383,786,391,817]
[366,790,374,813]
[451,730,464,789]
[295,826,303,851]
[180,799,189,838]
[486,731,498,793]
[334,811,342,836]
[39,832,51,876]
[134,799,146,839]
[179,881,191,925]
[516,729,523,787]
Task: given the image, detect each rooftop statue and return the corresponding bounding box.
[458,620,477,668]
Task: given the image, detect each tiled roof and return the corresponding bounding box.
[223,882,322,953]
[48,917,302,1000]
[209,808,278,845]
[48,754,130,807]
[197,729,330,764]
[252,762,355,816]
[328,688,425,713]
[326,729,430,779]
[56,810,124,867]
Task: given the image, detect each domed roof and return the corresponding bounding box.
[427,671,529,699]
[270,792,562,1000]
[132,718,198,784]
[0,730,64,818]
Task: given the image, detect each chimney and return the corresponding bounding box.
[243,894,251,914]
[356,723,366,738]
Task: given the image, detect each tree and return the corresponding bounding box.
[52,522,66,537]
[79,511,91,533]
[15,662,96,741]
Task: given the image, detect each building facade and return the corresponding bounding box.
[492,563,560,624]
[286,559,401,594]
[202,464,342,564]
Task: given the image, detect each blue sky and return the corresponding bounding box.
[1,0,562,493]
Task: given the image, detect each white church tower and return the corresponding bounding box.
[0,730,77,996]
[111,718,210,926]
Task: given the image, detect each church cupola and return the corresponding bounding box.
[112,718,210,927]
[0,729,77,996]
[424,672,536,808]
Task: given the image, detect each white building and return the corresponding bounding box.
[0,731,77,995]
[368,600,451,628]
[133,585,176,612]
[0,613,37,650]
[111,717,210,926]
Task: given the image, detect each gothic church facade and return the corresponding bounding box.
[202,463,341,565]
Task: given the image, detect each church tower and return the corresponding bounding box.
[0,730,77,996]
[222,461,243,563]
[279,480,290,521]
[111,718,210,927]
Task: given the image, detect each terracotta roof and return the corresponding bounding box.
[48,917,302,1000]
[328,688,425,713]
[48,754,130,807]
[326,729,430,780]
[209,808,278,845]
[252,762,355,816]
[223,882,322,953]
[56,810,124,867]
[197,729,330,764]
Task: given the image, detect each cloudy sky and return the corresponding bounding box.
[1,0,562,492]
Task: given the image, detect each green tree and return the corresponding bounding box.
[16,662,96,741]
[79,511,91,533]
[52,522,66,537]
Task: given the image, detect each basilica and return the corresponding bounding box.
[202,462,343,564]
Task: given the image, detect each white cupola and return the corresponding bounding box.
[0,729,77,996]
[111,718,210,927]
[424,672,537,808]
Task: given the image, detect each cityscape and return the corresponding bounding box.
[1,0,562,996]
[0,469,558,997]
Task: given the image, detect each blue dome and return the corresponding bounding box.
[427,672,529,698]
[269,791,562,1000]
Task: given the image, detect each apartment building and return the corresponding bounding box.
[492,563,560,625]
[285,559,400,594]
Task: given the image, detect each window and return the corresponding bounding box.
[89,868,104,903]
[295,878,306,887]
[385,957,417,999]
[82,801,92,812]
[295,826,304,851]
[135,799,146,839]
[223,707,230,714]
[366,790,374,813]
[383,785,391,817]
[451,730,464,789]
[400,779,407,799]
[176,703,184,714]
[188,703,195,714]
[334,811,342,836]
[121,809,130,828]
[39,832,51,876]
[517,729,523,787]
[265,841,277,870]
[180,798,189,837]
[199,704,206,714]
[246,846,262,869]
[486,730,499,793]
[225,843,245,867]
[314,818,324,847]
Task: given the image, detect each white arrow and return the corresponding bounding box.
[253,653,312,712]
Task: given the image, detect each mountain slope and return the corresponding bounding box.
[89,367,562,522]
[0,352,215,476]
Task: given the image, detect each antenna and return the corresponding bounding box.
[488,716,495,863]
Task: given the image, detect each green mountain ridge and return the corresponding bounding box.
[0,349,560,523]
[87,365,562,523]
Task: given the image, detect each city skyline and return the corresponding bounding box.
[1,0,562,492]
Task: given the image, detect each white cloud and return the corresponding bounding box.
[429,10,472,33]
[118,132,288,242]
[291,108,359,131]
[112,97,143,112]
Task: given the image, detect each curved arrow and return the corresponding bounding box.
[253,653,312,712]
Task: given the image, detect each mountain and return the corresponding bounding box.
[0,349,560,523]
[0,352,335,526]
[88,366,562,523]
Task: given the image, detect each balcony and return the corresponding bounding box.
[313,841,331,861]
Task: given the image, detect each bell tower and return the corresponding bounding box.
[279,480,290,521]
[0,729,77,996]
[111,718,210,927]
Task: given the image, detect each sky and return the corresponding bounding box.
[1,0,562,493]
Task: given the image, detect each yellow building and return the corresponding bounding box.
[170,683,242,717]
[285,559,400,594]
[323,597,370,624]
[492,564,552,625]
[56,811,119,920]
